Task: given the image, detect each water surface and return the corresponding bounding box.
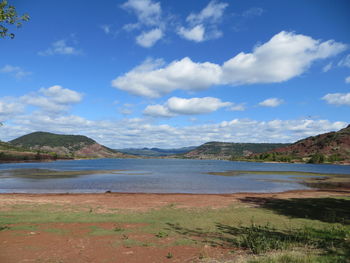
[0,158,349,194]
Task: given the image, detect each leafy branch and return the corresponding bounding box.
[0,0,29,38]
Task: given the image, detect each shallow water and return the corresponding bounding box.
[0,158,349,194]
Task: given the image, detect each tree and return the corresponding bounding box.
[0,0,29,38]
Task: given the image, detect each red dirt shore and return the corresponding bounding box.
[1,189,349,263]
[0,189,349,210]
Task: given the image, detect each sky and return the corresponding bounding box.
[0,0,350,148]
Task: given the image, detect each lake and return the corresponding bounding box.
[0,158,349,194]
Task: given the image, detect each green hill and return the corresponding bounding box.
[8,131,132,160]
[11,131,96,149]
[182,142,290,160]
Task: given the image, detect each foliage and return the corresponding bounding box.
[10,131,96,149]
[308,153,325,164]
[0,0,29,38]
[187,141,290,158]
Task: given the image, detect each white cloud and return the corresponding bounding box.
[346,76,350,83]
[21,85,83,113]
[38,40,81,56]
[144,104,174,117]
[0,99,23,121]
[259,98,284,107]
[167,97,231,114]
[136,28,163,47]
[40,85,82,104]
[122,0,161,26]
[0,65,31,79]
[222,31,347,85]
[178,25,205,42]
[113,31,347,97]
[1,113,346,149]
[322,93,350,106]
[338,54,350,67]
[229,103,246,111]
[187,0,228,25]
[121,0,165,47]
[144,96,231,117]
[178,0,227,42]
[112,57,222,98]
[322,62,333,72]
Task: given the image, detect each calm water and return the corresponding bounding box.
[0,158,349,194]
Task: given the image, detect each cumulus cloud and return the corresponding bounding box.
[144,97,231,117]
[178,0,228,42]
[177,25,205,42]
[136,28,163,47]
[38,40,81,56]
[112,57,222,97]
[144,104,175,117]
[0,99,23,121]
[322,93,350,106]
[0,65,31,79]
[113,31,347,97]
[1,112,346,149]
[186,0,228,25]
[259,98,284,107]
[221,31,347,84]
[121,0,164,47]
[122,0,161,26]
[21,85,83,113]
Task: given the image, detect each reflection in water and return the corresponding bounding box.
[0,158,349,194]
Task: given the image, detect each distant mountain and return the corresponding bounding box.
[9,131,132,159]
[182,142,290,160]
[117,146,197,157]
[257,124,350,163]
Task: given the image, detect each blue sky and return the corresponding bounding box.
[1,0,350,148]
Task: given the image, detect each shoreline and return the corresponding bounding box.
[1,189,349,211]
[1,188,350,196]
[1,157,349,165]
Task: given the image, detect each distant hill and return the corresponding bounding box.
[9,131,132,159]
[255,124,350,163]
[117,146,197,157]
[182,142,290,160]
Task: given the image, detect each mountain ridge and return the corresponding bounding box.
[255,124,350,163]
[181,142,290,160]
[8,131,133,160]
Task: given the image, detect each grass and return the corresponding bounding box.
[1,196,349,262]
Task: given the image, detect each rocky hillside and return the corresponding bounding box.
[9,132,132,159]
[261,124,350,163]
[182,142,290,160]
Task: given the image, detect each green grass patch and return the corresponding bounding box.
[1,196,349,262]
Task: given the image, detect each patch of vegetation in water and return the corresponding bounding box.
[0,168,126,179]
